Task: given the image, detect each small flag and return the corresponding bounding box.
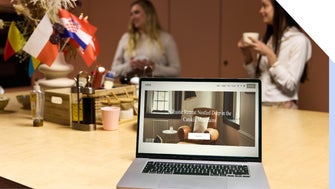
[4,21,26,61]
[59,9,97,50]
[61,11,100,67]
[77,16,100,67]
[78,35,100,67]
[28,56,41,77]
[23,14,58,67]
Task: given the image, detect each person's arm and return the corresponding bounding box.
[269,35,312,94]
[238,39,257,78]
[243,61,257,78]
[111,34,132,77]
[153,33,181,77]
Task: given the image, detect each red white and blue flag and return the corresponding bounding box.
[77,15,100,67]
[78,35,100,67]
[58,9,97,50]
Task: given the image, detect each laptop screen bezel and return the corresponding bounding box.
[135,77,262,163]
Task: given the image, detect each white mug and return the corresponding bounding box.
[243,32,259,45]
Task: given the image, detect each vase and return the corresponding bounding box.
[37,52,75,90]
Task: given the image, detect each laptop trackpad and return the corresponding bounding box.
[158,176,227,189]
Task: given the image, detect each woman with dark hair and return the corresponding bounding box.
[112,0,181,78]
[238,0,311,109]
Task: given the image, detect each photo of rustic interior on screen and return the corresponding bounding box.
[142,90,256,146]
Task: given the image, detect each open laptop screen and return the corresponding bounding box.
[137,78,261,161]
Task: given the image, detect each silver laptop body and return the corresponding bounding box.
[117,78,269,189]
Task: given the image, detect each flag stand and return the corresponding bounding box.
[37,52,74,90]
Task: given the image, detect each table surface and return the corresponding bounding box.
[0,90,329,189]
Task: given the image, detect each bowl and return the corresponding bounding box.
[0,96,10,111]
[16,94,31,110]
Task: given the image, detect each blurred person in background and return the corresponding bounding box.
[238,0,311,109]
[112,0,181,79]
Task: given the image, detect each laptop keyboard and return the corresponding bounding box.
[142,161,250,177]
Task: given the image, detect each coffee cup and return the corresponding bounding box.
[243,32,259,45]
[101,106,120,131]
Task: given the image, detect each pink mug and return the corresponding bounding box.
[101,106,120,131]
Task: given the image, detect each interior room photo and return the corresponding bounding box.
[142,90,256,146]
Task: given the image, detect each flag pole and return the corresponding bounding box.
[60,38,70,52]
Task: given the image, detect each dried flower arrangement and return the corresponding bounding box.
[11,0,78,24]
[6,0,81,62]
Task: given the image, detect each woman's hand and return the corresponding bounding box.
[237,39,254,64]
[130,58,155,71]
[248,38,277,66]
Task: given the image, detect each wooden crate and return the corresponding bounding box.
[44,87,71,125]
[44,85,137,126]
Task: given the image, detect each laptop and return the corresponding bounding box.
[117,78,269,189]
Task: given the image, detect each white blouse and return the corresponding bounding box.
[244,26,312,102]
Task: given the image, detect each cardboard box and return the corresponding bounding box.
[44,85,137,126]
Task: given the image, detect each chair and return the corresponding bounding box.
[178,107,219,144]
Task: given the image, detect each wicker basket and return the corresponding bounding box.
[94,85,137,124]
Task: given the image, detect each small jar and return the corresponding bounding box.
[104,71,115,89]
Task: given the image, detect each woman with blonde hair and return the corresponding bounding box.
[112,0,181,78]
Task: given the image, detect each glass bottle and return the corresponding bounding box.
[82,85,96,125]
[103,71,115,89]
[30,83,45,127]
[71,72,96,131]
[71,85,83,123]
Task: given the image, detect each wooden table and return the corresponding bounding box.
[0,90,328,189]
[261,107,328,189]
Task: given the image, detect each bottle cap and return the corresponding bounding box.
[34,83,41,91]
[33,119,43,127]
[105,71,115,79]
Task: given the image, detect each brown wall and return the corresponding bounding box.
[67,0,328,112]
